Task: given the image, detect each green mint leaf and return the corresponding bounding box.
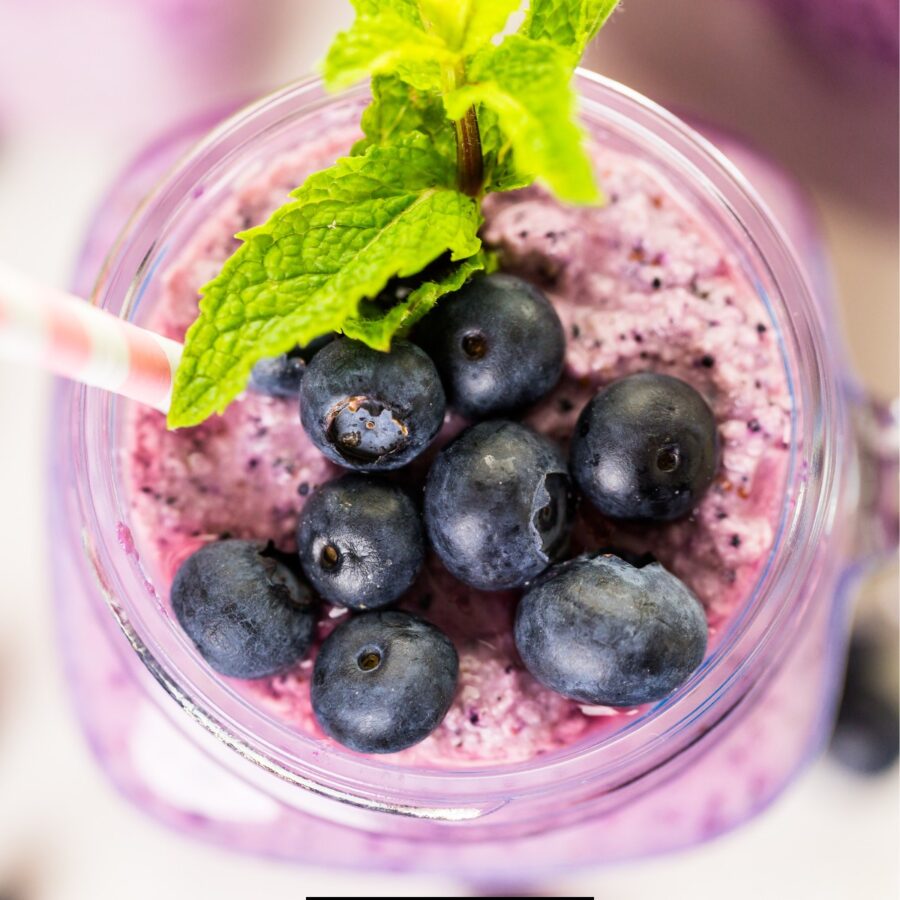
[167,134,481,428]
[343,252,489,348]
[445,35,599,203]
[323,9,453,92]
[479,105,531,193]
[457,0,523,53]
[418,0,522,53]
[524,0,620,58]
[350,0,423,25]
[353,75,456,162]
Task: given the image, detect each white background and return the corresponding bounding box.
[0,1,897,897]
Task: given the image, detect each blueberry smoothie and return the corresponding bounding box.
[126,127,790,767]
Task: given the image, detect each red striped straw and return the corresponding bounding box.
[0,261,182,413]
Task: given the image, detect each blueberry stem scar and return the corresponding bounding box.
[656,446,680,472]
[357,649,382,672]
[462,332,487,360]
[320,544,341,570]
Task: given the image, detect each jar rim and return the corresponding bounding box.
[70,70,840,821]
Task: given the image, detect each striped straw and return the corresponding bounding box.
[0,260,182,413]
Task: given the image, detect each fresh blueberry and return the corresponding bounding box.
[416,273,566,419]
[570,373,719,522]
[311,610,459,754]
[249,335,334,398]
[297,474,425,610]
[424,420,574,591]
[249,350,306,398]
[171,540,316,680]
[514,553,708,706]
[300,338,446,472]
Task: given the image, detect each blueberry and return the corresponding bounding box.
[297,474,425,610]
[424,421,574,590]
[300,338,446,471]
[831,686,900,776]
[311,610,459,754]
[416,273,565,419]
[249,351,306,398]
[171,540,315,680]
[514,553,708,706]
[570,373,719,521]
[249,335,334,399]
[829,636,899,775]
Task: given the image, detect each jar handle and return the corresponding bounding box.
[850,391,899,565]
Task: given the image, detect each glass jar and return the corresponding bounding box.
[50,72,896,880]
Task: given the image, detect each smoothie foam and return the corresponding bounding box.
[126,130,791,768]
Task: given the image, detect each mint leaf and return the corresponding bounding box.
[479,105,531,193]
[525,0,619,57]
[351,0,423,24]
[323,9,453,91]
[457,0,523,53]
[445,35,599,203]
[354,75,456,161]
[327,2,524,93]
[168,134,481,428]
[343,252,489,348]
[417,0,522,53]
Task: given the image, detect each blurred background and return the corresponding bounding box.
[0,1,897,897]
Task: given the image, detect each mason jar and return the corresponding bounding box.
[50,72,897,880]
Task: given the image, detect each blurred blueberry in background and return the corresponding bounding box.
[830,635,900,776]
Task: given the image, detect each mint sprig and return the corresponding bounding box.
[168,0,619,429]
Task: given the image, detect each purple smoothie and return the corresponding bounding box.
[126,129,791,768]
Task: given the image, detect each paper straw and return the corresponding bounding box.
[0,260,182,413]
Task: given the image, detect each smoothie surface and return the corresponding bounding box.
[126,129,791,767]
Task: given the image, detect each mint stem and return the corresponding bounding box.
[455,106,484,198]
